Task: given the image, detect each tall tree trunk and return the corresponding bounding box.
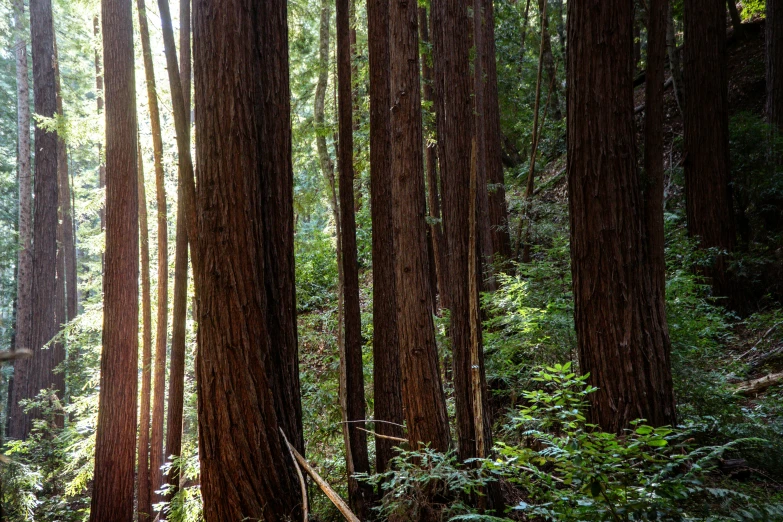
[538,0,561,121]
[769,0,783,133]
[369,0,405,474]
[727,0,744,38]
[419,6,449,307]
[666,5,684,115]
[684,0,736,298]
[432,0,485,461]
[193,0,304,518]
[136,139,153,522]
[389,0,450,453]
[94,16,106,236]
[165,0,190,499]
[567,0,675,433]
[473,0,498,287]
[27,0,60,438]
[336,0,370,514]
[90,0,139,517]
[9,0,33,441]
[519,0,532,68]
[482,0,513,261]
[644,0,669,303]
[136,0,169,509]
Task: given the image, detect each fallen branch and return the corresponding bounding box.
[736,372,783,396]
[280,429,309,522]
[281,430,360,522]
[356,426,408,443]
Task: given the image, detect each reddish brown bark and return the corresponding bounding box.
[136,139,153,522]
[368,0,405,474]
[567,0,675,433]
[193,0,304,517]
[389,0,450,453]
[9,0,33,440]
[165,0,191,498]
[683,0,736,297]
[90,0,139,517]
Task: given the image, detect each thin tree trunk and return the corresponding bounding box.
[389,0,450,453]
[727,0,744,38]
[9,0,33,440]
[519,0,532,69]
[644,0,669,302]
[432,0,486,462]
[136,0,169,509]
[164,0,190,499]
[768,0,783,133]
[684,0,736,298]
[193,0,304,517]
[538,0,561,121]
[369,0,404,474]
[666,5,684,115]
[90,0,139,516]
[336,0,370,514]
[94,16,106,236]
[27,0,60,438]
[482,0,513,261]
[419,6,448,308]
[567,0,675,433]
[136,138,153,522]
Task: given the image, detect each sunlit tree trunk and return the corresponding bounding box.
[389,0,450,454]
[567,0,675,433]
[90,0,139,517]
[369,0,405,474]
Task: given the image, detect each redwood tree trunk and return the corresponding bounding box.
[769,0,783,132]
[336,0,370,513]
[683,0,736,297]
[193,0,304,518]
[9,0,33,441]
[90,0,139,517]
[137,0,169,508]
[369,0,405,474]
[389,0,450,453]
[136,139,153,522]
[27,0,60,437]
[567,0,676,433]
[164,0,191,499]
[432,0,488,462]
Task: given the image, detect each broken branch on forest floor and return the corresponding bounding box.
[736,372,783,396]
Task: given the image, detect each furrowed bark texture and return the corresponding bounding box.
[567,0,676,433]
[9,0,33,440]
[769,0,783,131]
[28,0,60,437]
[389,0,450,453]
[369,0,404,474]
[137,0,169,508]
[432,0,488,462]
[165,0,190,498]
[683,0,736,296]
[137,139,153,522]
[337,0,370,513]
[481,0,512,261]
[193,0,304,518]
[644,0,669,302]
[90,0,139,517]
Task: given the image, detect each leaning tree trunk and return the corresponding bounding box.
[666,5,685,115]
[136,0,169,509]
[432,0,491,462]
[567,0,676,433]
[369,0,405,474]
[336,0,370,514]
[9,0,33,441]
[27,0,61,437]
[769,0,783,133]
[683,0,736,298]
[193,0,304,518]
[164,0,191,499]
[90,0,139,517]
[389,0,451,454]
